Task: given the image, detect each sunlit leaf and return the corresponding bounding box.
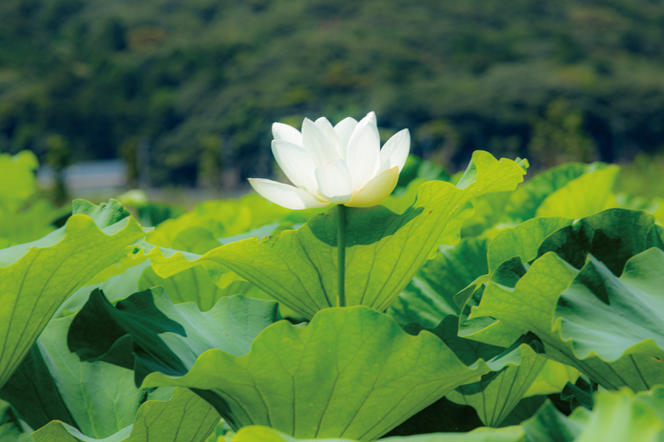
[389,238,487,330]
[31,388,219,442]
[472,247,664,391]
[535,166,618,219]
[0,201,143,388]
[149,151,525,318]
[143,307,487,441]
[1,315,141,437]
[68,290,281,388]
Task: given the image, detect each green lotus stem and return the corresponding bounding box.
[337,204,347,307]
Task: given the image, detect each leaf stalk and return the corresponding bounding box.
[337,204,347,307]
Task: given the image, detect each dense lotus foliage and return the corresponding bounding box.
[1,149,663,442]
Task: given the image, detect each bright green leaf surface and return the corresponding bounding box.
[125,388,219,442]
[472,248,664,390]
[0,341,78,431]
[230,425,525,442]
[0,200,60,247]
[146,194,312,251]
[57,257,150,316]
[572,388,664,442]
[143,307,487,441]
[0,207,143,388]
[446,343,546,427]
[504,162,593,221]
[521,401,584,442]
[389,238,488,329]
[139,265,227,312]
[431,317,546,427]
[0,151,39,213]
[535,166,618,219]
[522,387,664,442]
[42,317,141,438]
[537,208,664,275]
[69,290,281,388]
[150,151,525,318]
[31,388,219,442]
[523,360,579,397]
[487,218,571,271]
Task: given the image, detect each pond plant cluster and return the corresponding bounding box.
[1,115,664,442]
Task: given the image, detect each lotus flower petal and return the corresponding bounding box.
[251,112,410,209]
[248,178,328,210]
[334,117,358,149]
[315,160,353,203]
[347,112,381,189]
[272,122,303,147]
[302,118,339,166]
[315,117,343,157]
[380,128,410,172]
[271,140,318,192]
[347,166,399,208]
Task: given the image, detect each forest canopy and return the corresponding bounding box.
[1,0,664,185]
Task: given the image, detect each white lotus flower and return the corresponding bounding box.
[248,112,410,209]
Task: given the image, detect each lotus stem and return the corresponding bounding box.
[337,204,347,307]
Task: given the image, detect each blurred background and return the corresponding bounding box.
[1,0,664,204]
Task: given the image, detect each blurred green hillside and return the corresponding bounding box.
[1,0,664,186]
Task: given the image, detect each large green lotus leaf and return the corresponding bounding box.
[0,199,60,247]
[68,290,281,388]
[138,261,280,315]
[445,343,546,427]
[572,387,664,442]
[42,316,141,437]
[0,342,77,431]
[0,204,143,388]
[504,162,594,221]
[462,208,664,348]
[535,166,618,219]
[31,388,219,442]
[521,400,584,442]
[0,151,39,213]
[459,191,513,238]
[471,248,664,391]
[457,217,570,349]
[1,315,141,438]
[139,265,226,312]
[57,257,150,316]
[146,193,314,251]
[389,238,488,330]
[487,217,571,272]
[143,307,487,441]
[149,151,525,318]
[537,208,664,275]
[230,425,525,442]
[523,359,579,397]
[431,316,546,427]
[60,248,269,317]
[523,387,664,442]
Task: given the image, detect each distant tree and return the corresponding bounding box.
[44,134,71,205]
[528,99,597,169]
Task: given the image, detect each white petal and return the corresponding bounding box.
[315,160,353,203]
[272,122,302,146]
[315,117,343,157]
[347,166,399,208]
[380,128,410,172]
[334,117,357,148]
[248,178,328,210]
[346,111,380,189]
[302,118,339,166]
[271,140,317,192]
